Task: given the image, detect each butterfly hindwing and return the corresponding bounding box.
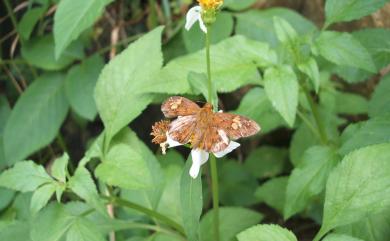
[161,96,200,118]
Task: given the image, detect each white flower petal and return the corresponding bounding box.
[185,6,202,31]
[213,141,240,158]
[166,132,183,148]
[198,17,208,33]
[190,149,209,178]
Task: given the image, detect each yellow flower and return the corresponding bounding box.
[197,0,223,10]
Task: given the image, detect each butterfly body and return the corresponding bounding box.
[162,96,260,153]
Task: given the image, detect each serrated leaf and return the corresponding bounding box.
[325,0,388,27]
[237,224,297,241]
[273,16,297,44]
[65,55,104,120]
[54,0,113,58]
[298,57,320,93]
[284,146,339,219]
[30,182,56,215]
[200,207,264,241]
[315,143,390,240]
[255,177,288,214]
[264,65,298,127]
[180,157,203,241]
[323,234,363,241]
[94,27,163,143]
[0,221,32,241]
[289,124,320,166]
[0,161,52,192]
[369,73,390,118]
[315,31,376,73]
[66,218,105,241]
[3,74,69,164]
[51,153,69,183]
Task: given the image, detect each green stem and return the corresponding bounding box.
[101,195,185,236]
[209,155,220,241]
[3,0,18,32]
[206,25,213,104]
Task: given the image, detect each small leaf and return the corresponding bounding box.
[273,16,298,43]
[54,0,113,58]
[0,161,52,192]
[298,57,320,93]
[369,73,390,118]
[18,7,47,40]
[255,177,288,214]
[323,234,364,241]
[237,224,297,241]
[30,182,56,215]
[264,65,298,127]
[180,156,203,241]
[315,31,376,73]
[3,74,69,164]
[315,143,390,240]
[188,72,218,109]
[200,207,264,241]
[51,153,69,183]
[325,0,388,27]
[0,187,15,211]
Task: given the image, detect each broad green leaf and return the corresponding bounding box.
[95,143,153,190]
[236,8,316,47]
[200,207,264,241]
[188,72,218,109]
[0,96,11,168]
[219,161,258,206]
[323,234,363,241]
[264,65,298,127]
[0,161,52,192]
[54,0,113,58]
[0,187,14,211]
[224,0,256,10]
[316,143,390,240]
[157,149,185,167]
[51,153,69,183]
[334,66,373,84]
[320,90,368,115]
[30,182,56,214]
[65,55,104,120]
[234,88,285,134]
[3,74,69,164]
[149,36,276,95]
[339,116,390,155]
[0,221,32,241]
[284,146,339,219]
[68,166,107,216]
[94,27,163,142]
[315,31,376,73]
[273,16,297,44]
[180,157,203,241]
[237,224,297,241]
[325,0,388,27]
[21,35,83,70]
[66,218,105,241]
[182,12,234,53]
[244,146,287,179]
[369,73,390,118]
[18,7,47,40]
[255,177,288,214]
[298,57,320,93]
[289,124,320,166]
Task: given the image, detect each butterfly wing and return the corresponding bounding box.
[161,96,200,118]
[214,112,260,140]
[168,115,197,144]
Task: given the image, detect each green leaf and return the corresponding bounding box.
[30,182,56,215]
[182,12,234,53]
[325,0,388,27]
[180,157,203,241]
[234,88,285,134]
[21,35,83,70]
[200,207,264,241]
[273,16,298,44]
[297,57,320,93]
[51,153,69,183]
[236,8,316,47]
[0,161,52,192]
[95,143,153,190]
[66,218,105,241]
[18,7,47,40]
[0,187,14,211]
[0,221,32,241]
[369,73,390,118]
[316,143,390,240]
[255,177,288,214]
[264,65,298,127]
[289,124,320,166]
[69,166,107,216]
[237,224,297,241]
[323,234,363,241]
[94,27,163,142]
[188,72,218,109]
[54,0,113,58]
[339,116,390,155]
[284,146,339,219]
[320,90,368,115]
[0,96,11,168]
[150,36,276,95]
[65,55,104,120]
[315,31,376,73]
[3,74,69,164]
[244,146,287,179]
[224,0,257,11]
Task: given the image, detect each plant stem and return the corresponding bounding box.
[206,26,212,104]
[101,195,185,235]
[209,155,220,241]
[3,0,18,32]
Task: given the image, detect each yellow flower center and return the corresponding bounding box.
[197,0,223,10]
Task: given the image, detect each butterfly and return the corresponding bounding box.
[161,96,260,155]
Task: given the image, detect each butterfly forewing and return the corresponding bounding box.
[168,115,197,144]
[161,96,200,118]
[213,112,260,140]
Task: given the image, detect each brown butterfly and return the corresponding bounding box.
[161,96,260,155]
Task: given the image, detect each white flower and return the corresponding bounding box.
[162,131,240,179]
[185,6,207,33]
